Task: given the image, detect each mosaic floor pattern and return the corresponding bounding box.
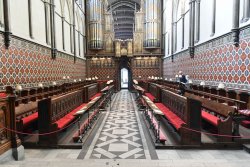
[84,90,149,159]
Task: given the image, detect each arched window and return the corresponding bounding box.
[0,0,4,28]
[64,0,73,53]
[175,0,186,51]
[195,0,201,42]
[242,0,250,22]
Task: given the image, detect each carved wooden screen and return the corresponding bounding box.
[0,99,11,155]
[149,83,158,98]
[161,89,187,122]
[51,90,83,122]
[88,84,98,100]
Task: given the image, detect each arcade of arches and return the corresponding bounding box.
[0,0,250,166]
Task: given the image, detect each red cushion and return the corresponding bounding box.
[56,117,74,129]
[145,93,155,102]
[239,110,250,117]
[0,93,7,98]
[69,103,87,116]
[56,103,88,129]
[201,110,219,126]
[22,112,38,126]
[155,103,185,130]
[241,120,250,128]
[147,110,166,142]
[90,93,102,101]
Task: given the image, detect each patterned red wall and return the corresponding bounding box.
[87,57,161,80]
[0,33,86,90]
[86,59,117,80]
[163,27,250,90]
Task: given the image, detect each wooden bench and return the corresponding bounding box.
[185,92,236,142]
[157,89,202,145]
[142,96,167,144]
[72,85,115,142]
[84,83,101,102]
[72,96,102,142]
[148,83,161,102]
[38,90,86,145]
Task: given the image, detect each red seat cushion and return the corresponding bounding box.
[201,110,219,126]
[241,120,250,128]
[155,103,185,130]
[22,112,38,126]
[147,110,166,142]
[56,103,87,129]
[90,93,102,101]
[0,93,7,98]
[145,93,155,102]
[56,116,74,129]
[68,103,87,116]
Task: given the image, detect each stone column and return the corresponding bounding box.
[211,0,216,36]
[181,14,185,49]
[3,0,11,48]
[50,0,57,59]
[232,0,240,47]
[73,0,76,63]
[189,0,195,58]
[28,0,33,39]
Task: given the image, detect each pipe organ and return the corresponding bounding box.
[86,0,162,56]
[87,0,104,50]
[144,0,161,48]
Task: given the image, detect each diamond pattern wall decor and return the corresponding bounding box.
[0,33,86,90]
[163,27,250,90]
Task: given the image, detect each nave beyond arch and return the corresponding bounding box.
[0,0,250,166]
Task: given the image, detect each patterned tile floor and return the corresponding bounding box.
[84,90,150,159]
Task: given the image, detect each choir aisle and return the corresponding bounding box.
[1,90,250,167]
[78,90,152,159]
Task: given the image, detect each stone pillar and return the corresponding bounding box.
[232,0,240,47]
[189,0,195,58]
[181,14,185,49]
[50,0,57,59]
[3,0,11,48]
[211,0,216,36]
[28,0,33,39]
[73,0,76,62]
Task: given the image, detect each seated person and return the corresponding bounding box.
[179,71,187,83]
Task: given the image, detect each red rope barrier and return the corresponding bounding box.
[182,127,249,138]
[0,118,79,136]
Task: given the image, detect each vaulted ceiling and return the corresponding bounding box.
[107,0,140,40]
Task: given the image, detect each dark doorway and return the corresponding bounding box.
[118,57,132,91]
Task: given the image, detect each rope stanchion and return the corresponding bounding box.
[0,118,79,136]
[182,126,250,138]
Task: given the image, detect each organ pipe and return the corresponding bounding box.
[144,0,160,48]
[87,0,104,50]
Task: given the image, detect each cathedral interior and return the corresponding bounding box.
[0,0,250,166]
